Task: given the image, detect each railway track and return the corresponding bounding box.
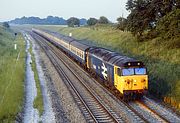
[29,31,180,123]
[141,97,180,122]
[128,100,168,122]
[128,96,180,123]
[31,32,122,123]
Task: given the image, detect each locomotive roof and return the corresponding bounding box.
[89,47,144,67]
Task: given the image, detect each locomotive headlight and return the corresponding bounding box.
[133,79,137,82]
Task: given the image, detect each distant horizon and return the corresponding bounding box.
[8,15,99,20]
[1,15,129,23]
[6,15,123,23]
[0,0,129,22]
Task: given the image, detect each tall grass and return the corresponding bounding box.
[38,25,180,103]
[0,27,25,122]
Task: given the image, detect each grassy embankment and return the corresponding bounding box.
[28,39,44,115]
[0,26,25,122]
[39,24,180,109]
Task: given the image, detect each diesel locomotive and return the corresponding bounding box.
[32,28,148,100]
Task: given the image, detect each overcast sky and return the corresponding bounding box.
[0,0,129,22]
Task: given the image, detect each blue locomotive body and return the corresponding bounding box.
[88,52,115,86]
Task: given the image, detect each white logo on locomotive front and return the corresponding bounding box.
[101,63,107,79]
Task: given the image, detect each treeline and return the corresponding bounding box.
[117,0,180,48]
[8,15,109,27]
[67,16,109,27]
[9,16,87,25]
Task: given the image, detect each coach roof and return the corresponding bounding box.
[70,41,91,51]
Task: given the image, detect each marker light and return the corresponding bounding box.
[141,79,146,82]
[125,79,130,84]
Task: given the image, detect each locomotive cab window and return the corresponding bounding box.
[122,68,134,76]
[122,68,147,76]
[135,68,146,75]
[117,68,121,76]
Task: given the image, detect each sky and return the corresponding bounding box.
[0,0,129,22]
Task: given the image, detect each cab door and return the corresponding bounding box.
[114,66,119,88]
[114,66,124,94]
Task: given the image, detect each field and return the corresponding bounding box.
[37,24,180,107]
[0,26,25,122]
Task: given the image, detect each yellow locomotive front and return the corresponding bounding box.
[114,63,148,99]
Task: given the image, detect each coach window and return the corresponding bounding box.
[76,49,78,55]
[80,51,82,56]
[73,48,76,53]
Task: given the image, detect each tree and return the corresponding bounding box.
[125,0,179,37]
[87,18,98,26]
[98,16,109,24]
[67,17,80,27]
[116,17,127,31]
[2,22,10,28]
[156,8,180,48]
[126,0,154,37]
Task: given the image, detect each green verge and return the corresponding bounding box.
[29,42,44,116]
[29,40,44,115]
[0,27,25,122]
[38,25,180,102]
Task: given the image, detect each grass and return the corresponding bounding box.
[29,39,44,115]
[0,27,25,122]
[37,25,180,104]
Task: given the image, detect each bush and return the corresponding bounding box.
[67,17,80,27]
[155,8,180,48]
[87,18,98,26]
[2,22,10,28]
[98,16,109,24]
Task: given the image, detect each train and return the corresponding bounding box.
[32,28,148,100]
